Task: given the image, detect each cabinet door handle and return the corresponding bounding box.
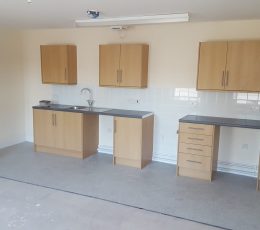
[221,70,225,87]
[116,70,120,84]
[187,160,202,164]
[65,68,67,80]
[52,114,54,126]
[188,137,204,141]
[188,127,204,131]
[119,70,122,83]
[54,113,57,126]
[187,147,203,152]
[226,70,229,86]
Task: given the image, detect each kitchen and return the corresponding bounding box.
[1,4,260,229]
[25,21,260,174]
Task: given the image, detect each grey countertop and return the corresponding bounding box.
[33,104,153,119]
[180,115,260,129]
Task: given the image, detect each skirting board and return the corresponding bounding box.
[0,139,26,150]
[97,145,258,178]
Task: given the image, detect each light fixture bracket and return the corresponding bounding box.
[86,10,100,19]
[75,13,189,27]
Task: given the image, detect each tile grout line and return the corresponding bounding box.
[0,175,231,230]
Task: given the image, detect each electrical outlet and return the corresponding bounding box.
[127,98,140,104]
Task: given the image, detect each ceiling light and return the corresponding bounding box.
[75,13,189,27]
[27,0,32,4]
[86,10,100,19]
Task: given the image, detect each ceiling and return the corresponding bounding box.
[0,0,260,29]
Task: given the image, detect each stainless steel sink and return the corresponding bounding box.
[80,107,110,112]
[68,106,88,110]
[68,106,109,112]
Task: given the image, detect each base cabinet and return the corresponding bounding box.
[113,115,154,169]
[33,109,98,158]
[177,122,220,181]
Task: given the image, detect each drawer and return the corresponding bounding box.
[179,132,213,146]
[178,142,213,157]
[178,167,212,181]
[178,153,212,171]
[180,122,213,135]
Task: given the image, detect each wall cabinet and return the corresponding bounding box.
[177,122,220,181]
[197,40,260,92]
[99,44,149,88]
[33,109,98,158]
[40,45,77,84]
[113,115,154,169]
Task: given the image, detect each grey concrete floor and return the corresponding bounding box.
[0,142,260,230]
[0,178,221,230]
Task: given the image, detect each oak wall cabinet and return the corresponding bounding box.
[40,45,77,84]
[177,122,220,181]
[197,40,260,92]
[99,44,149,88]
[113,115,154,168]
[33,109,98,158]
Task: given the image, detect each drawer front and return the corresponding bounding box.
[178,153,212,171]
[179,133,213,146]
[178,167,211,181]
[180,122,213,135]
[178,142,213,157]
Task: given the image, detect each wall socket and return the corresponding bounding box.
[127,98,140,104]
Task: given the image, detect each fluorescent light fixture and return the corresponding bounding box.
[75,13,189,27]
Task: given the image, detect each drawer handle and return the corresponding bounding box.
[186,160,202,164]
[188,137,204,141]
[188,127,204,131]
[187,147,203,152]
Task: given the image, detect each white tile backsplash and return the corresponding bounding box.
[45,85,260,168]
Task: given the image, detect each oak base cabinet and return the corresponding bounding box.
[177,122,220,181]
[113,115,154,169]
[33,109,98,158]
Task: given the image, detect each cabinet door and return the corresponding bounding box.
[99,44,120,86]
[33,109,55,148]
[114,117,142,160]
[41,45,77,84]
[120,44,148,88]
[55,111,83,151]
[197,42,227,90]
[226,41,260,91]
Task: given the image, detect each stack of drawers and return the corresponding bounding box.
[177,122,220,181]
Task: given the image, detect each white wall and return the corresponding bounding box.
[22,20,260,176]
[0,30,25,148]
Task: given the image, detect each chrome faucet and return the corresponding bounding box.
[80,87,94,107]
